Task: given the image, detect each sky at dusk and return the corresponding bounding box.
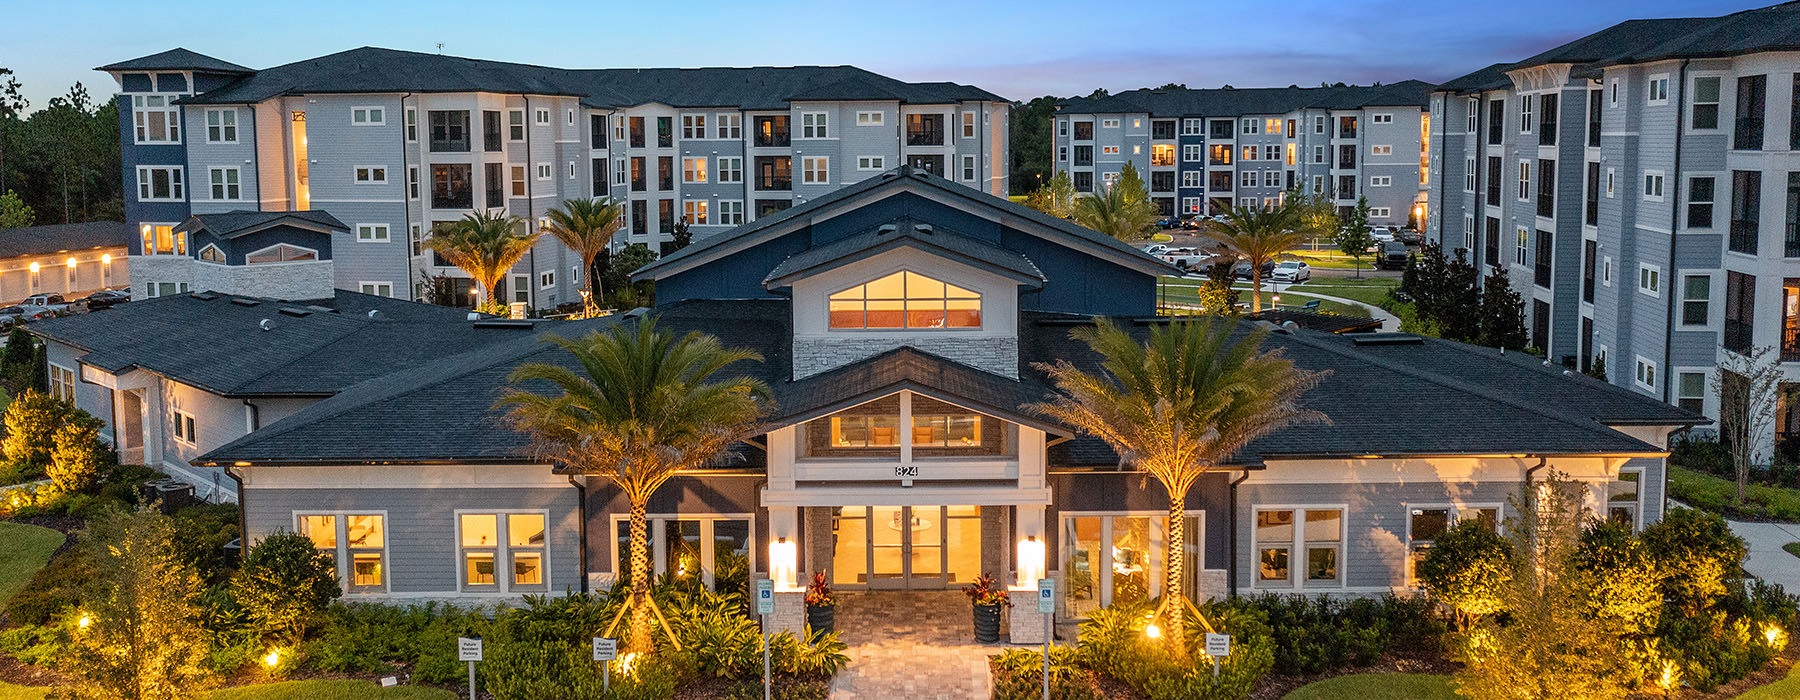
[2,0,1774,111]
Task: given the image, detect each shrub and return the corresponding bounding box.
[233,532,341,642]
[991,646,1102,700]
[1572,520,1662,635]
[1642,508,1747,616]
[170,503,242,586]
[2,389,67,469]
[5,547,88,626]
[46,411,106,493]
[1078,599,1275,700]
[1221,594,1400,674]
[1417,520,1512,624]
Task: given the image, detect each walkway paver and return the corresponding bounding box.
[828,591,999,700]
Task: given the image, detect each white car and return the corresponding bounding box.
[1270,261,1312,283]
[1369,228,1396,244]
[1141,244,1171,257]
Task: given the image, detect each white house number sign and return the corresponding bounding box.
[894,465,920,478]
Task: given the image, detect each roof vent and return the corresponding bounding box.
[1281,321,1300,333]
[877,223,899,235]
[1349,334,1424,346]
[191,292,219,301]
[367,309,382,319]
[466,312,481,321]
[306,305,335,313]
[472,319,536,329]
[277,307,312,317]
[230,298,261,307]
[913,223,934,235]
[258,319,273,332]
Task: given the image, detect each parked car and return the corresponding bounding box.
[0,306,26,330]
[1374,241,1411,270]
[1180,215,1206,230]
[81,289,131,310]
[1369,227,1396,244]
[18,294,68,319]
[1231,260,1277,280]
[1160,248,1218,271]
[1395,228,1423,245]
[1269,261,1312,283]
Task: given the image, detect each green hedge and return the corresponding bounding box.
[1668,465,1800,521]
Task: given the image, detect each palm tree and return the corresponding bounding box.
[1204,200,1318,312]
[422,210,540,315]
[500,318,770,652]
[1030,317,1325,650]
[1073,179,1159,242]
[542,197,624,317]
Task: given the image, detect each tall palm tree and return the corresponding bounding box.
[1030,318,1325,650]
[1204,200,1318,312]
[1073,182,1160,242]
[542,197,624,317]
[500,318,770,652]
[422,209,540,314]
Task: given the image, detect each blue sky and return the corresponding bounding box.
[2,0,1772,110]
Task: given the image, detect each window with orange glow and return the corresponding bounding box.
[828,271,980,329]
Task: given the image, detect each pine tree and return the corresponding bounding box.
[1334,196,1375,278]
[1438,249,1482,343]
[1113,162,1150,208]
[1477,267,1528,350]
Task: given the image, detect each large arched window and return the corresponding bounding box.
[828,271,980,329]
[245,243,318,264]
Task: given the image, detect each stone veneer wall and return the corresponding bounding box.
[793,336,1018,379]
[195,261,335,301]
[126,256,197,296]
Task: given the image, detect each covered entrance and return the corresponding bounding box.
[831,505,981,589]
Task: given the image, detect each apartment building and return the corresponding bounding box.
[1053,82,1434,227]
[1424,1,1800,458]
[97,47,1010,310]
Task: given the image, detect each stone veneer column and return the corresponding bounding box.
[765,591,806,637]
[979,506,1010,582]
[804,507,835,582]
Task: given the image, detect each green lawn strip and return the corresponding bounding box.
[0,682,46,700]
[1668,465,1800,521]
[1736,661,1800,699]
[1280,673,1458,700]
[0,521,64,604]
[1785,543,1800,560]
[1157,280,1363,317]
[1286,282,1397,309]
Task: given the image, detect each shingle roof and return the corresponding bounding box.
[1434,63,1515,94]
[1245,310,1382,335]
[170,47,1004,109]
[31,291,529,397]
[96,48,253,75]
[0,221,132,259]
[199,300,1693,467]
[174,210,346,238]
[1468,2,1800,81]
[1057,80,1435,117]
[762,219,1045,288]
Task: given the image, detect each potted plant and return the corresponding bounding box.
[962,573,1011,643]
[805,571,835,634]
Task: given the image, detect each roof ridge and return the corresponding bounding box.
[1412,335,1691,420]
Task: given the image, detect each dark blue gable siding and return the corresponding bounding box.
[194,225,335,265]
[657,190,1158,316]
[118,95,190,246]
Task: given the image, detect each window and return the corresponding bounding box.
[1370,145,1392,156]
[359,282,393,297]
[1150,144,1175,167]
[509,166,525,197]
[1057,146,1067,162]
[208,167,240,200]
[512,274,529,303]
[408,166,420,199]
[1262,144,1278,161]
[1535,229,1553,288]
[1181,196,1200,214]
[428,110,470,152]
[1181,171,1201,188]
[1635,357,1657,390]
[410,225,421,256]
[611,515,752,592]
[1638,264,1661,297]
[497,110,520,141]
[1240,171,1257,188]
[1793,73,1800,150]
[139,223,184,256]
[683,200,708,225]
[298,514,386,593]
[1607,168,1616,197]
[961,155,976,181]
[246,243,317,264]
[1254,508,1343,588]
[172,409,197,444]
[1788,172,1800,258]
[962,111,976,139]
[431,163,473,209]
[1182,144,1201,162]
[856,111,884,126]
[537,163,552,181]
[680,114,706,140]
[857,156,885,171]
[144,281,189,298]
[533,108,550,125]
[1241,145,1256,162]
[1487,98,1505,144]
[1313,146,1324,164]
[1648,75,1669,105]
[1688,177,1716,229]
[717,156,743,183]
[718,200,744,226]
[1676,372,1707,413]
[1736,75,1768,151]
[1370,207,1391,218]
[1370,175,1392,187]
[131,95,180,143]
[1465,158,1477,192]
[1730,170,1762,254]
[1101,118,1120,129]
[1516,227,1529,266]
[1101,145,1120,156]
[1643,171,1665,200]
[1407,506,1498,583]
[1692,76,1722,129]
[353,165,387,184]
[458,512,547,592]
[1262,171,1280,188]
[1240,118,1259,135]
[801,112,828,139]
[1466,97,1479,133]
[1588,89,1603,146]
[828,271,980,330]
[1603,256,1613,286]
[405,108,418,141]
[1060,512,1199,616]
[1518,160,1531,201]
[1537,158,1557,217]
[716,113,741,139]
[539,270,556,289]
[204,108,237,143]
[49,364,76,403]
[801,156,828,184]
[1538,93,1558,145]
[682,157,707,183]
[198,244,225,263]
[1726,270,1756,353]
[136,166,184,201]
[351,106,385,125]
[1682,275,1711,326]
[356,224,390,242]
[1181,118,1202,135]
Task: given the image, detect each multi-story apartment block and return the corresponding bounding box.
[97,47,1010,310]
[1053,82,1434,227]
[1425,1,1800,456]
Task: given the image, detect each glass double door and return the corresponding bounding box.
[832,505,981,589]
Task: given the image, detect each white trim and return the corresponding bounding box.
[357,281,394,298]
[355,223,391,243]
[453,509,553,594]
[293,510,392,595]
[1637,262,1661,297]
[353,165,388,185]
[197,243,227,264]
[1642,169,1666,201]
[1250,504,1348,591]
[350,106,386,126]
[203,107,239,144]
[1633,355,1658,391]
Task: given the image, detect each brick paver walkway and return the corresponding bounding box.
[828,591,999,699]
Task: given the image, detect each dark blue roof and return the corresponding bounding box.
[96,48,253,74]
[175,210,346,239]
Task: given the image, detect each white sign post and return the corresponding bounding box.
[592,637,617,692]
[1205,633,1231,680]
[756,578,775,700]
[1037,578,1055,700]
[457,636,483,698]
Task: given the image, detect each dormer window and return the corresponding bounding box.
[198,244,226,263]
[245,243,318,264]
[828,271,980,329]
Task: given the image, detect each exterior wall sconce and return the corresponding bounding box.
[1017,535,1045,588]
[769,536,798,590]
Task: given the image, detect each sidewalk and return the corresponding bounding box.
[1725,517,1800,593]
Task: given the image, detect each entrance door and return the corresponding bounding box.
[868,506,947,589]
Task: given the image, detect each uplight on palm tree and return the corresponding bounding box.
[422,210,540,315]
[1073,182,1160,242]
[500,318,770,653]
[543,197,624,317]
[1031,317,1325,651]
[1204,200,1318,312]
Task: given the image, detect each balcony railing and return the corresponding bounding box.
[758,177,792,191]
[907,129,944,146]
[1785,324,1800,361]
[754,130,790,148]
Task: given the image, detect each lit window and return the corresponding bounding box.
[354,166,387,184]
[198,244,226,263]
[830,415,901,447]
[827,271,981,329]
[801,156,829,184]
[139,224,183,255]
[246,244,318,264]
[1609,471,1643,529]
[49,364,76,403]
[912,415,981,447]
[683,200,708,225]
[682,157,708,183]
[681,114,706,139]
[1255,508,1343,587]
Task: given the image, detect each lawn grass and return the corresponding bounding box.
[1668,464,1800,521]
[1784,543,1800,560]
[1287,279,1398,309]
[0,521,64,604]
[1156,279,1363,317]
[0,682,45,700]
[1280,673,1457,700]
[1737,661,1800,699]
[206,680,457,700]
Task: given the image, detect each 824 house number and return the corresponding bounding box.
[895,465,919,478]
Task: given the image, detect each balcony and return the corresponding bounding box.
[1729,318,1755,355]
[908,128,944,147]
[1786,323,1800,362]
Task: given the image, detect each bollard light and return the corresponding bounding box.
[1144,623,1162,639]
[77,614,90,630]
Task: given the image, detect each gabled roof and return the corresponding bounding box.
[0,221,132,259]
[1058,80,1435,117]
[96,48,253,75]
[770,346,1071,437]
[31,291,526,398]
[762,219,1045,289]
[1434,63,1515,95]
[636,167,1175,281]
[174,210,347,239]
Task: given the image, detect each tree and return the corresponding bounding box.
[47,411,106,493]
[1008,96,1058,195]
[541,197,623,317]
[1455,470,1637,700]
[57,508,212,699]
[1031,318,1325,650]
[1,325,39,394]
[669,216,693,251]
[0,189,32,228]
[422,210,539,315]
[500,318,770,652]
[233,532,341,643]
[1640,508,1746,617]
[1417,520,1513,628]
[1024,170,1078,220]
[1334,196,1374,278]
[1397,243,1480,342]
[3,389,68,468]
[1072,166,1158,242]
[1476,267,1528,350]
[1203,200,1323,312]
[1715,346,1783,506]
[1571,520,1662,638]
[601,243,658,309]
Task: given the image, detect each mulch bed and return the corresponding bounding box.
[1671,645,1800,698]
[0,651,65,687]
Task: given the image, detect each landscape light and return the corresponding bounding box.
[263,649,281,668]
[77,614,90,629]
[1764,623,1787,650]
[1144,623,1162,639]
[617,651,640,677]
[65,257,76,268]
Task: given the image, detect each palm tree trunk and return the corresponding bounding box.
[1164,494,1188,651]
[1250,267,1264,313]
[628,497,653,652]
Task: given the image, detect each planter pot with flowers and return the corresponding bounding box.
[805,571,836,634]
[962,573,1012,644]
